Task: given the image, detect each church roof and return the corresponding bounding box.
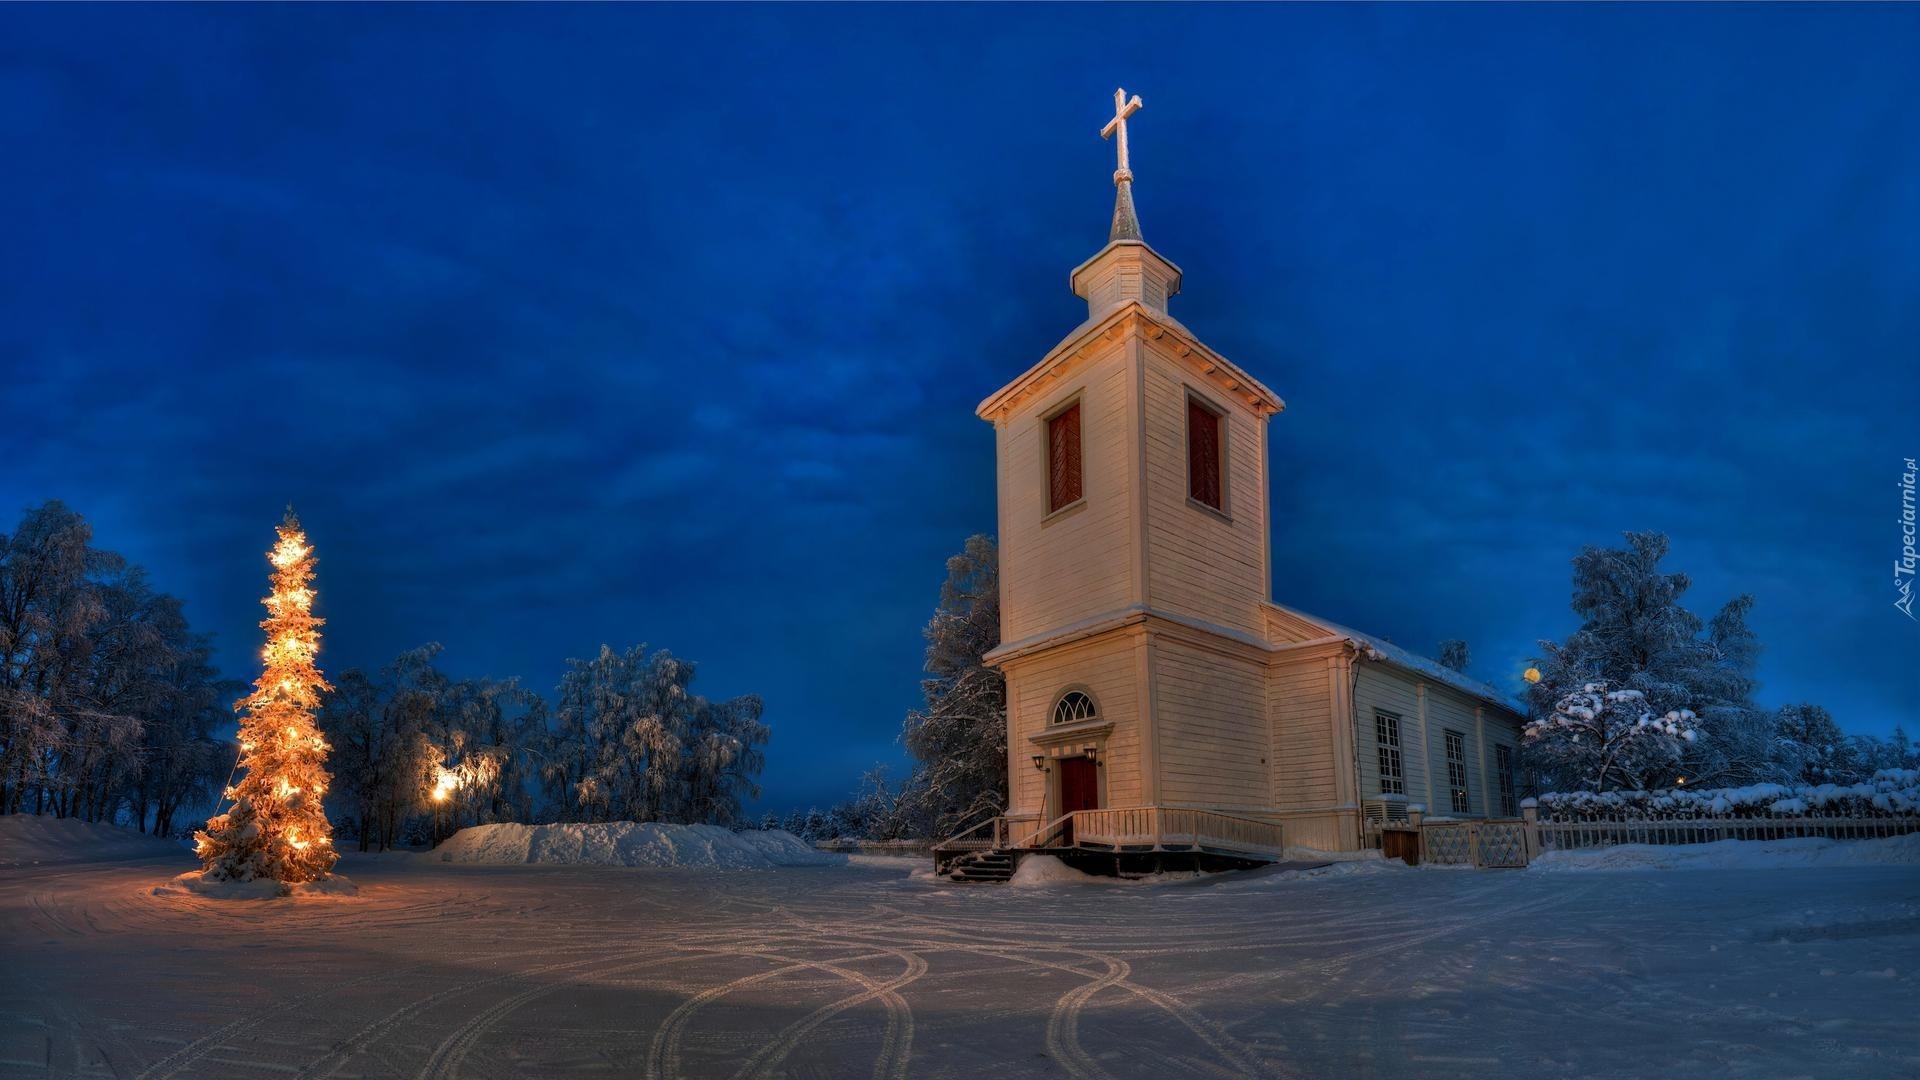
[1269,602,1527,715]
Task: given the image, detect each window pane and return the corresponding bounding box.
[1496,745,1517,816]
[1187,398,1222,510]
[1445,730,1470,814]
[1048,404,1082,511]
[1374,712,1403,795]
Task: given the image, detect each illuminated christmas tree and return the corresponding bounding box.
[195,508,339,886]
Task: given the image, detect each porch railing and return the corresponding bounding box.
[930,812,1008,872]
[1026,807,1285,858]
[934,806,1288,866]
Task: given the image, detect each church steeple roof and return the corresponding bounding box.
[1109,179,1142,243]
[1102,88,1145,243]
[1070,87,1181,319]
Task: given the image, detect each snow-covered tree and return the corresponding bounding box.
[898,534,1005,834]
[128,626,237,837]
[1773,703,1863,784]
[195,510,340,886]
[681,692,769,828]
[1525,532,1784,790]
[1524,682,1698,792]
[1859,726,1920,772]
[1437,640,1470,674]
[537,643,767,827]
[1,502,234,828]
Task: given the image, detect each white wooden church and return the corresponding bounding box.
[941,91,1525,875]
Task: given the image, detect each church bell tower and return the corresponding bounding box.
[976,89,1286,831]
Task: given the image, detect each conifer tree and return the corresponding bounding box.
[195,509,339,885]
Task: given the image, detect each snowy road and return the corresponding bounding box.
[2,846,1917,1079]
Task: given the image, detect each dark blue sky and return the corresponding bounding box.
[5,5,1916,812]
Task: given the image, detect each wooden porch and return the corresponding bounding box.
[932,807,1287,881]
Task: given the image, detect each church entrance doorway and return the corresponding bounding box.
[1058,756,1099,844]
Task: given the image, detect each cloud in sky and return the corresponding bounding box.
[3,4,1916,810]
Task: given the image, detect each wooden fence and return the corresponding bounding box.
[1370,804,1920,869]
[1533,805,1920,852]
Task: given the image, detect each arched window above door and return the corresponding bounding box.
[1051,689,1098,726]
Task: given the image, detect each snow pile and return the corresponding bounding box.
[153,871,359,899]
[1532,833,1920,873]
[0,814,189,868]
[1213,853,1405,889]
[433,822,838,869]
[1007,855,1187,886]
[1539,769,1920,818]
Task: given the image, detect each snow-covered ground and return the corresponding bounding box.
[1,817,1916,1079]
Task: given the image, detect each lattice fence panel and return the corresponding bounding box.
[1422,823,1474,866]
[1474,822,1530,868]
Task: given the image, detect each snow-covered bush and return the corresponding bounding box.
[1523,683,1699,793]
[1538,769,1920,820]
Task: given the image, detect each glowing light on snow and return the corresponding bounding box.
[431,764,460,804]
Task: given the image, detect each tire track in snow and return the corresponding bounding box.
[645,946,907,1080]
[805,927,1286,1080]
[733,947,927,1080]
[296,944,651,1079]
[415,950,696,1080]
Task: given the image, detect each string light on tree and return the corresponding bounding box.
[194,507,341,889]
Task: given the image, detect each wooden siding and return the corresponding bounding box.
[1152,636,1269,810]
[997,337,1138,643]
[1353,663,1430,806]
[1352,661,1527,818]
[1425,686,1481,817]
[1267,651,1338,811]
[1139,340,1268,638]
[1003,631,1144,818]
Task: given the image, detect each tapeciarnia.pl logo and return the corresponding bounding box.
[1899,457,1917,621]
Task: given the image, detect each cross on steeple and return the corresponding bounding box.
[1101,88,1143,185]
[1100,88,1145,243]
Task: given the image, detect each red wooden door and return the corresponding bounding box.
[1059,757,1099,845]
[1060,757,1099,813]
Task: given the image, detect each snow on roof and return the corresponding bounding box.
[1268,602,1527,715]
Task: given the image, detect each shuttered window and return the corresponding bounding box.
[1375,711,1404,795]
[1445,729,1470,814]
[1187,396,1223,511]
[1496,745,1517,817]
[1047,403,1082,513]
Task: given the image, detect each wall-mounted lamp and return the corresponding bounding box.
[1032,754,1048,771]
[1081,744,1099,762]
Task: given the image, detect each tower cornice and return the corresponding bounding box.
[975,302,1284,424]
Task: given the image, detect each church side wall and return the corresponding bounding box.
[1002,630,1145,821]
[1352,662,1527,819]
[1149,633,1269,811]
[1353,663,1432,806]
[1423,684,1483,817]
[1138,340,1267,639]
[998,339,1138,645]
[1481,703,1524,815]
[1267,649,1339,813]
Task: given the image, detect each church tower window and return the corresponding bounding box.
[1046,401,1083,513]
[1187,393,1224,511]
[1051,689,1098,726]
